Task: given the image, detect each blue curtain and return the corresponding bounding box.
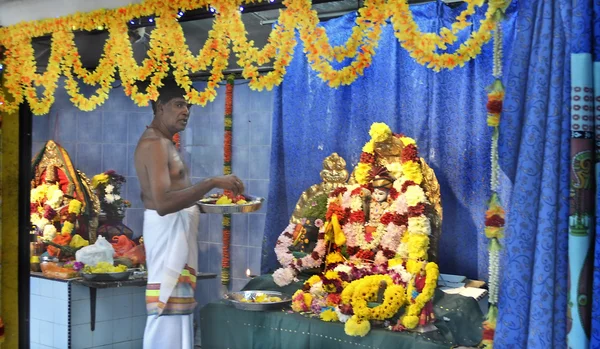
[493,0,572,348]
[262,3,517,281]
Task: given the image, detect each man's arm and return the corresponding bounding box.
[141,138,242,216]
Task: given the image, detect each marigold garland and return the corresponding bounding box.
[221,74,235,286]
[0,0,510,115]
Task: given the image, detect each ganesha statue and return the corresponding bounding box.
[274,122,441,336]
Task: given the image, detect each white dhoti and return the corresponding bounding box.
[142,206,200,349]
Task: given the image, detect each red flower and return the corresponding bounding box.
[330,187,347,198]
[339,303,354,315]
[355,249,374,261]
[318,232,325,240]
[311,251,320,260]
[401,144,419,163]
[393,214,408,226]
[360,152,375,164]
[401,180,417,193]
[487,99,503,114]
[380,213,396,226]
[349,211,365,223]
[297,259,303,267]
[326,293,342,306]
[408,203,426,217]
[485,215,505,227]
[383,249,396,259]
[43,205,57,220]
[346,246,358,256]
[326,203,345,221]
[351,187,363,196]
[389,188,399,200]
[104,170,116,176]
[30,203,38,213]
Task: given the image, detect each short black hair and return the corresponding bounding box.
[151,79,188,113]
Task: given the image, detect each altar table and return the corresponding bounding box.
[200,275,484,349]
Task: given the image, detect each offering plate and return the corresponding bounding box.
[81,271,131,282]
[197,195,264,214]
[224,290,291,311]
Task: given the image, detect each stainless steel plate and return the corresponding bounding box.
[224,290,291,311]
[197,195,264,214]
[81,271,131,282]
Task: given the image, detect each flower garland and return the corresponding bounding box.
[273,222,328,286]
[221,74,235,286]
[481,14,506,349]
[0,0,510,115]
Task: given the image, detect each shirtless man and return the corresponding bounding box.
[134,80,244,349]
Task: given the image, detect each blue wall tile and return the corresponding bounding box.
[247,180,269,213]
[197,242,210,272]
[248,214,266,247]
[102,143,128,175]
[77,143,102,176]
[77,110,103,143]
[103,111,129,143]
[231,146,249,179]
[207,244,223,274]
[249,111,271,146]
[32,115,50,142]
[231,215,248,246]
[59,142,78,162]
[208,214,224,243]
[127,144,137,178]
[198,213,210,242]
[248,247,262,276]
[124,208,144,238]
[248,146,270,179]
[52,109,78,143]
[191,145,223,178]
[230,246,248,279]
[127,112,153,144]
[126,178,143,209]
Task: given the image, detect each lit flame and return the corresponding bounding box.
[246,268,251,278]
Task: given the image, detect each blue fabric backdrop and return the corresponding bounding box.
[494,0,571,348]
[261,3,516,281]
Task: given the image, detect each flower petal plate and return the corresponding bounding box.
[224,290,291,311]
[196,195,264,214]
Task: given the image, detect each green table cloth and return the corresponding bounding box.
[200,275,484,349]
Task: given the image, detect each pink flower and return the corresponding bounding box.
[315,219,324,228]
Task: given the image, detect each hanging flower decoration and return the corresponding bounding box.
[221,74,235,286]
[0,0,510,115]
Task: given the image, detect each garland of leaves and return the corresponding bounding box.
[0,0,510,115]
[480,11,505,349]
[221,75,235,286]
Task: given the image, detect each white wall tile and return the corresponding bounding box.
[71,299,91,325]
[71,284,90,301]
[113,341,132,349]
[38,320,54,347]
[131,316,146,340]
[71,323,93,349]
[53,299,68,326]
[30,318,40,344]
[92,321,113,347]
[131,291,146,317]
[52,281,69,301]
[112,318,132,343]
[38,296,54,323]
[30,277,40,296]
[111,294,132,319]
[30,294,43,321]
[96,296,114,322]
[52,324,68,349]
[131,339,143,349]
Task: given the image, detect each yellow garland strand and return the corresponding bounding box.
[0,0,509,114]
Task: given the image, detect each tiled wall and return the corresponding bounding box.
[30,276,146,349]
[32,79,273,314]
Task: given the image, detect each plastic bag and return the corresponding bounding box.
[122,244,146,266]
[75,236,115,266]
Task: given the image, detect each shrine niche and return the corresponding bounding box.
[273,122,441,335]
[30,140,99,246]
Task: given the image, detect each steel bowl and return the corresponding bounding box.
[197,195,264,214]
[81,271,131,282]
[224,290,291,311]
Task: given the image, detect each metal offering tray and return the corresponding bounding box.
[224,290,291,311]
[81,271,131,282]
[197,195,264,214]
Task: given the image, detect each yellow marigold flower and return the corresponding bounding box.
[68,199,83,215]
[306,275,322,286]
[325,270,340,280]
[401,161,423,185]
[345,315,371,337]
[487,113,500,127]
[326,252,345,265]
[406,260,424,274]
[91,173,109,188]
[61,221,75,236]
[320,308,339,322]
[408,216,431,236]
[387,258,403,268]
[362,140,375,154]
[402,315,419,329]
[485,226,504,239]
[303,293,313,308]
[369,122,392,143]
[354,162,372,185]
[400,136,416,146]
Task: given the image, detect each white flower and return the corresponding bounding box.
[396,242,408,258]
[273,267,296,287]
[42,224,57,242]
[114,195,121,201]
[104,184,114,194]
[408,216,431,235]
[387,163,403,180]
[105,194,115,204]
[334,264,352,274]
[350,196,363,211]
[335,307,352,323]
[310,281,326,297]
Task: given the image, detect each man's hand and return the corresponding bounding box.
[213,175,245,197]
